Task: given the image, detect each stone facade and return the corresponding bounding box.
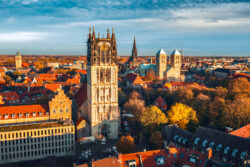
[86,27,119,139]
[156,49,167,80]
[15,51,22,69]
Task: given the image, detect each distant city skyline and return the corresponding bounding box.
[0,0,250,56]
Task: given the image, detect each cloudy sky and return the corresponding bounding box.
[0,0,250,56]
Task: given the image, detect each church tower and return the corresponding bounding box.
[87,27,119,139]
[127,37,138,68]
[170,49,181,69]
[156,48,167,80]
[15,51,22,69]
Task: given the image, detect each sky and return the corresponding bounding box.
[0,0,250,56]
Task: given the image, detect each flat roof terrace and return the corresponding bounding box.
[0,122,73,133]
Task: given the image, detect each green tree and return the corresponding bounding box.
[167,103,198,130]
[116,135,136,154]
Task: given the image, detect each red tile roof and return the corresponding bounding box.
[66,77,80,85]
[76,70,87,75]
[153,96,167,109]
[0,104,49,120]
[126,73,144,85]
[45,83,61,92]
[230,124,250,139]
[74,83,87,108]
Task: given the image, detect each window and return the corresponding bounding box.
[155,156,165,165]
[66,108,69,112]
[0,114,1,118]
[4,114,9,119]
[180,153,185,158]
[32,112,36,117]
[60,109,63,113]
[39,112,43,116]
[19,113,23,118]
[126,160,136,167]
[11,114,16,118]
[53,109,56,113]
[194,137,200,145]
[25,113,29,117]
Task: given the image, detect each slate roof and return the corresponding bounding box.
[74,83,87,108]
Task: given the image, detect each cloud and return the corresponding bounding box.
[0,32,50,42]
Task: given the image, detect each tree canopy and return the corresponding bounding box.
[116,135,136,154]
[167,103,198,129]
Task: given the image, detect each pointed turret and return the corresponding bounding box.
[111,27,116,44]
[107,28,110,39]
[92,26,96,41]
[88,27,92,41]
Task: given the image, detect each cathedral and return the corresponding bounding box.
[75,27,119,139]
[156,48,183,82]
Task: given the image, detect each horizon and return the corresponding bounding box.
[0,0,250,56]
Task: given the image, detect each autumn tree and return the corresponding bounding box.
[145,69,156,81]
[228,77,250,99]
[224,98,250,129]
[140,105,168,131]
[124,92,145,121]
[167,103,198,130]
[3,75,12,84]
[116,135,136,154]
[149,131,164,149]
[34,60,45,69]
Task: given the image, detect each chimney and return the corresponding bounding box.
[137,154,144,167]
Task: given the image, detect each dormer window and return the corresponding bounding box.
[194,137,200,145]
[39,112,43,116]
[183,138,188,145]
[202,140,208,147]
[209,142,215,148]
[216,144,223,151]
[25,113,29,117]
[11,114,16,118]
[46,112,49,116]
[224,146,230,154]
[232,149,238,157]
[0,114,1,118]
[174,135,179,141]
[155,156,165,165]
[126,160,136,167]
[178,136,183,143]
[4,114,9,119]
[32,112,36,117]
[19,113,23,118]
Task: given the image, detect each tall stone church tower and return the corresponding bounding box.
[86,27,119,139]
[156,48,167,80]
[127,37,138,68]
[15,51,22,69]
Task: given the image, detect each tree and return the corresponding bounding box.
[129,90,142,100]
[140,105,168,131]
[149,131,164,149]
[167,103,198,130]
[12,71,21,80]
[124,95,145,121]
[224,98,250,129]
[118,89,128,107]
[34,60,45,69]
[3,75,12,84]
[228,77,250,99]
[116,135,136,154]
[145,69,156,81]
